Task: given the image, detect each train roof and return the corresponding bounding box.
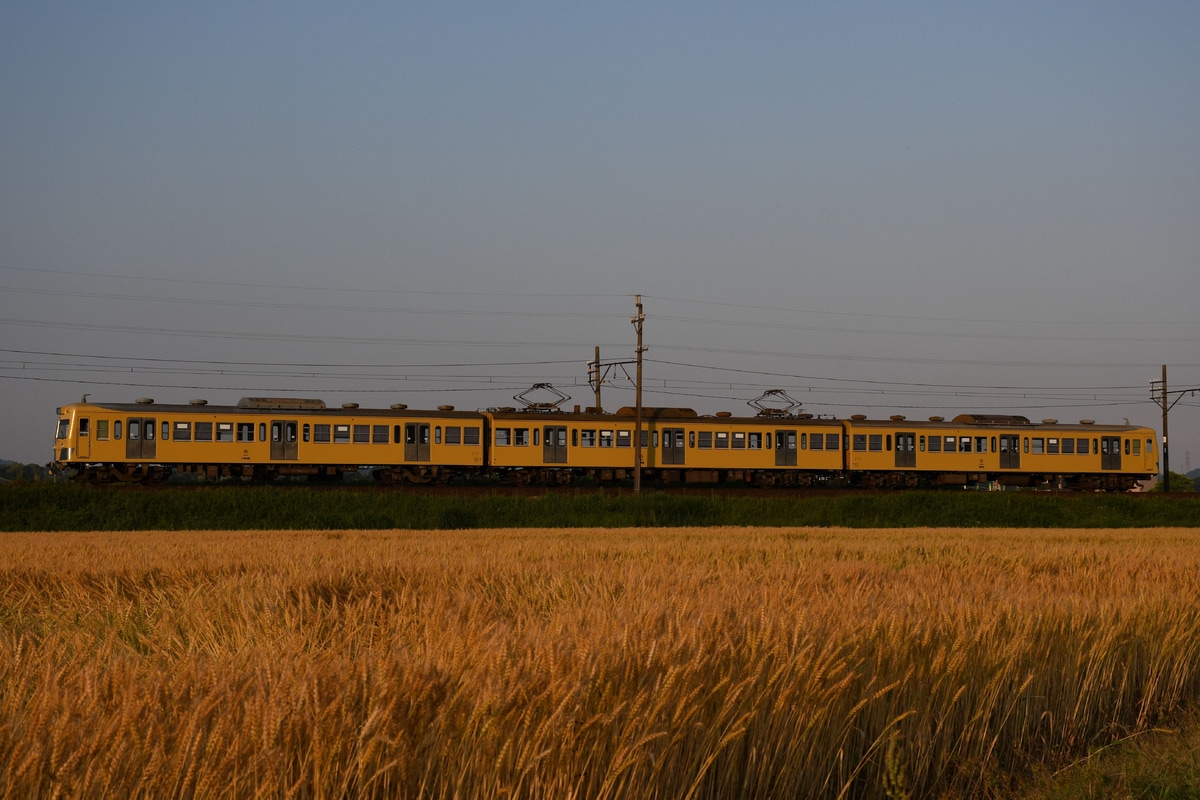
[844,413,1149,432]
[59,398,484,418]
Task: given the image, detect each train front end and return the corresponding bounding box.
[51,402,90,476]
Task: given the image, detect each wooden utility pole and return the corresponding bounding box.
[1162,364,1170,492]
[632,295,645,493]
[1150,365,1200,492]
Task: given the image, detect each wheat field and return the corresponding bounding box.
[3,526,1200,798]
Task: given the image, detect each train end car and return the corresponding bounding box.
[51,397,487,483]
[841,413,1158,490]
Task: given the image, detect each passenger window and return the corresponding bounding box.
[260,423,267,442]
[162,421,170,440]
[115,420,123,440]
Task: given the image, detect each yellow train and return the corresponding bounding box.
[52,397,484,483]
[51,395,1159,490]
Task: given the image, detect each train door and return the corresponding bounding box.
[125,417,156,459]
[775,430,797,466]
[271,420,299,460]
[76,417,91,458]
[999,435,1020,469]
[543,425,568,463]
[895,432,916,467]
[405,423,431,462]
[662,428,686,465]
[1100,436,1121,470]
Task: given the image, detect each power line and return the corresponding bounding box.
[0,348,583,370]
[0,318,626,349]
[0,266,631,300]
[652,342,1200,370]
[651,313,1200,343]
[647,358,1157,392]
[644,293,1200,327]
[0,286,627,320]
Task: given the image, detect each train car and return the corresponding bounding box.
[51,397,486,483]
[482,405,645,484]
[654,410,844,486]
[483,404,845,486]
[842,413,1159,490]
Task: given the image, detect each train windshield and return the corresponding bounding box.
[55,419,70,440]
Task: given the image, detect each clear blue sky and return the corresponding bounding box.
[2,2,1198,470]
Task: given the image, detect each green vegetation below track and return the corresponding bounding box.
[4,484,1200,531]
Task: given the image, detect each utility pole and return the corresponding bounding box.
[632,295,645,493]
[587,348,637,415]
[592,346,601,412]
[1150,365,1200,492]
[1162,364,1170,493]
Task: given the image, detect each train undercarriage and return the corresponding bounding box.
[55,461,1147,491]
